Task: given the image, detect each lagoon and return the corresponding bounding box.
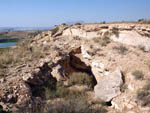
[0,42,17,48]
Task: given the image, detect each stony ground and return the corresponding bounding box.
[0,23,150,113]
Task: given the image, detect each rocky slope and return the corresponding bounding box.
[0,23,150,113]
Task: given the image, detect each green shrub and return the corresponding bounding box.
[68,72,93,88]
[132,70,144,80]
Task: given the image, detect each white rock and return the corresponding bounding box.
[81,45,92,59]
[94,70,123,102]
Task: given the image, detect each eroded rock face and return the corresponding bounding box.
[62,24,150,51]
[94,70,123,102]
[110,30,150,52]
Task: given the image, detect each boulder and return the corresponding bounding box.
[94,70,123,102]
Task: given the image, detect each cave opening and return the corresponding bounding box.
[69,54,97,88]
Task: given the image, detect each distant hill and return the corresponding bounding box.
[0,27,51,31]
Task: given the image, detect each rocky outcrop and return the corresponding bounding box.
[94,70,123,102]
[62,24,150,51]
[0,23,150,113]
[110,30,150,52]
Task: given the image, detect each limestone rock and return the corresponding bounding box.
[94,70,123,102]
[91,60,105,83]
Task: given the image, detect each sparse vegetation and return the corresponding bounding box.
[94,99,108,106]
[138,19,150,24]
[51,26,59,35]
[137,81,150,106]
[75,22,82,25]
[132,70,144,80]
[0,39,45,79]
[93,37,110,47]
[120,83,127,92]
[0,39,44,66]
[68,72,94,89]
[43,97,107,113]
[113,45,128,54]
[101,37,111,46]
[73,36,81,40]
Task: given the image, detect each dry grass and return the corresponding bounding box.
[0,39,44,78]
[68,72,94,89]
[43,96,107,113]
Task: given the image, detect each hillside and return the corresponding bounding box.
[0,23,150,113]
[0,30,43,43]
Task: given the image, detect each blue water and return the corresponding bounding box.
[0,42,17,48]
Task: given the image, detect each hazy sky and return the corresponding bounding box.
[0,0,150,27]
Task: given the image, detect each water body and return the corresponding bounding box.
[0,42,17,48]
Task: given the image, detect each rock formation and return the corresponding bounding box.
[0,23,150,113]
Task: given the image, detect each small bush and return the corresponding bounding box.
[68,72,93,88]
[93,37,110,47]
[120,83,127,92]
[75,22,82,25]
[132,70,144,80]
[137,82,150,106]
[113,45,128,54]
[138,19,150,24]
[51,27,59,35]
[101,37,111,47]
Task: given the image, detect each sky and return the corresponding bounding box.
[0,0,150,27]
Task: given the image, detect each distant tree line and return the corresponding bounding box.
[138,19,150,24]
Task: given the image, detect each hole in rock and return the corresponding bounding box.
[69,54,97,88]
[106,101,112,106]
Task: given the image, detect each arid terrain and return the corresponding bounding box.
[0,23,150,113]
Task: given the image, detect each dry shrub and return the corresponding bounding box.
[137,81,150,106]
[132,70,144,80]
[113,45,128,55]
